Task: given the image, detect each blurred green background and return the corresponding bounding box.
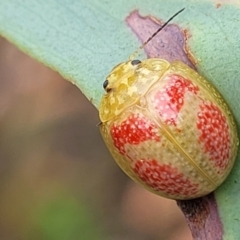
[0,36,191,240]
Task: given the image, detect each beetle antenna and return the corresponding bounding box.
[129,8,185,60]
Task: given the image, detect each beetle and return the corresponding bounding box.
[98,8,239,200]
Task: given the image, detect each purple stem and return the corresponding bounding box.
[126,10,223,239]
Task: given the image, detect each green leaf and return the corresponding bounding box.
[0,1,239,239]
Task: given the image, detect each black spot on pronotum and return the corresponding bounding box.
[103,79,109,89]
[131,59,142,65]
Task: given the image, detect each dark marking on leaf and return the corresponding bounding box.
[126,10,195,69]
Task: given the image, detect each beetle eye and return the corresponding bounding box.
[131,59,141,66]
[103,79,109,89]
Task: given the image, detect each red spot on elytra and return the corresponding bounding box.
[197,103,230,170]
[110,114,160,155]
[153,74,199,125]
[133,160,199,196]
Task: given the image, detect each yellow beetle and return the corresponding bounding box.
[99,9,239,200]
